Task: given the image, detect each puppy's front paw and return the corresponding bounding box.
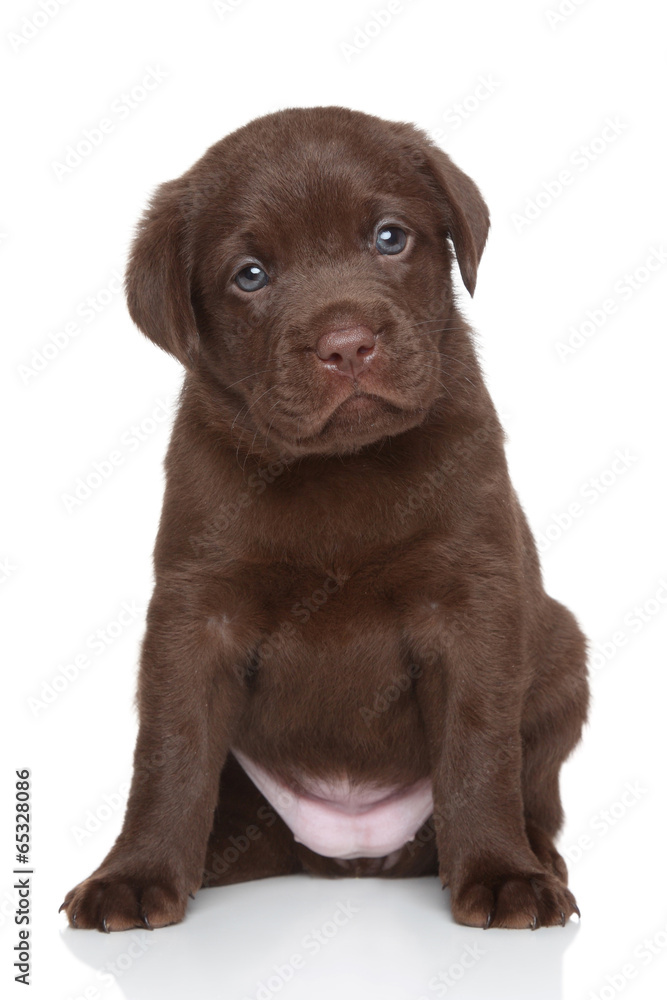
[451,869,580,930]
[60,873,189,932]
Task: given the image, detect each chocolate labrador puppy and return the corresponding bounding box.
[61,106,588,932]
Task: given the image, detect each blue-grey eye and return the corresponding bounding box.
[376,226,407,255]
[235,265,269,291]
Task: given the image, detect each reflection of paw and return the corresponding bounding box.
[60,874,189,932]
[452,869,580,929]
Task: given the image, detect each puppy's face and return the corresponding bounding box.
[127,107,489,457]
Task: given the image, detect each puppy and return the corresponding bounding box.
[61,106,589,932]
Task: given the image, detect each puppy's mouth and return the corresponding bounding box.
[250,367,438,456]
[289,388,421,448]
[330,390,389,417]
[326,389,407,424]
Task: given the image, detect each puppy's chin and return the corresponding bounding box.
[267,396,430,457]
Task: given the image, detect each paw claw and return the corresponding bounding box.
[102,918,110,934]
[142,913,153,930]
[484,911,492,929]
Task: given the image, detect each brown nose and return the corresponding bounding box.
[315,325,376,379]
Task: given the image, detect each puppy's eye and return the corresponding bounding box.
[375,226,407,255]
[235,265,269,292]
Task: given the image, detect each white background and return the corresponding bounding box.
[2,0,666,998]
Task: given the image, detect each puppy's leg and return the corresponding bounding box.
[61,586,250,931]
[413,588,582,930]
[201,753,303,888]
[521,597,589,886]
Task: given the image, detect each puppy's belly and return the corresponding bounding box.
[231,747,433,859]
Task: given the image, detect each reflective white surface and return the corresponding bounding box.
[60,875,578,1000]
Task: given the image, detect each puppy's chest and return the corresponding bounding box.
[243,562,410,705]
[229,557,440,861]
[242,554,426,681]
[233,548,449,701]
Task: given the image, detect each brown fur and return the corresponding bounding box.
[61,106,588,932]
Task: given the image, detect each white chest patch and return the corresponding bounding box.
[230,747,434,860]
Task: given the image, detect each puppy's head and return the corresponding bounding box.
[126,106,489,457]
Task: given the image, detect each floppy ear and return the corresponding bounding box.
[125,178,199,369]
[419,143,490,296]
